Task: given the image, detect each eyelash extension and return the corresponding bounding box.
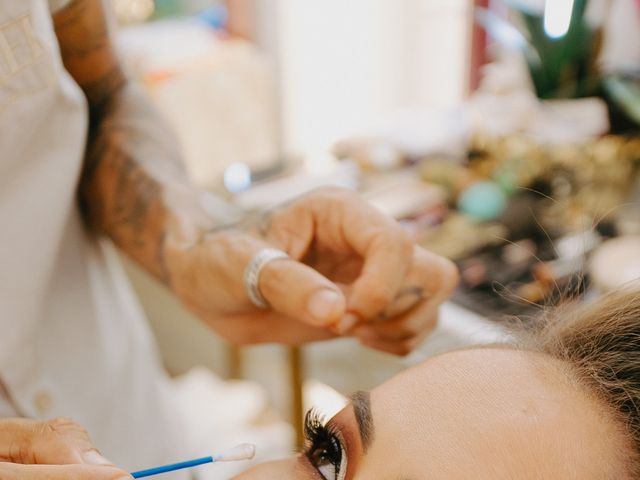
[302,408,347,480]
[304,408,330,448]
[303,408,343,455]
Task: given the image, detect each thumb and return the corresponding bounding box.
[0,463,131,480]
[258,258,346,327]
[0,417,111,466]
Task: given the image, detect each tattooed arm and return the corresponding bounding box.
[52,0,343,344]
[54,0,214,283]
[53,0,458,354]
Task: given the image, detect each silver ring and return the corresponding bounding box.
[244,248,290,309]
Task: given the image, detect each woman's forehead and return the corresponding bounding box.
[357,348,617,479]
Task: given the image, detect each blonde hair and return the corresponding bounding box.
[524,287,640,477]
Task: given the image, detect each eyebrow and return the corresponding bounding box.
[350,390,374,453]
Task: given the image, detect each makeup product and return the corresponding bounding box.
[458,181,507,222]
[131,443,256,478]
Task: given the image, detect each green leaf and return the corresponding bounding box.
[476,0,604,99]
[513,0,596,98]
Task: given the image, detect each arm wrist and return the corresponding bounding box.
[164,227,266,315]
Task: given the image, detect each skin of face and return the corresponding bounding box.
[234,348,630,480]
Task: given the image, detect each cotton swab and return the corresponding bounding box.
[130,443,256,478]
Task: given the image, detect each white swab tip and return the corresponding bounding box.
[216,443,256,462]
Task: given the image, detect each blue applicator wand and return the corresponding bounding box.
[131,443,256,478]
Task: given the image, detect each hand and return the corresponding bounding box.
[0,417,130,479]
[167,187,459,355]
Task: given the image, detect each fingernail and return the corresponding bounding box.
[307,290,343,325]
[82,450,111,466]
[336,313,360,334]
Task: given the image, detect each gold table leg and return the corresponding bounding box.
[288,346,305,449]
[227,344,243,380]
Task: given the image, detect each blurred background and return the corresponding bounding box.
[109,0,640,467]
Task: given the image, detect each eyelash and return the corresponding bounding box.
[303,409,347,480]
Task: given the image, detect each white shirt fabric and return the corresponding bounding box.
[0,1,191,476]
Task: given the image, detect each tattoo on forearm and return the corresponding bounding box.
[77,54,200,284]
[83,66,126,118]
[56,0,218,285]
[81,101,170,282]
[111,154,162,241]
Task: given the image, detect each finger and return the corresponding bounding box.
[272,188,415,322]
[260,200,314,260]
[206,309,338,345]
[357,252,457,342]
[384,247,458,311]
[380,286,425,319]
[339,248,458,335]
[386,250,457,321]
[0,462,130,480]
[357,329,428,357]
[264,188,413,322]
[0,418,111,466]
[341,284,425,335]
[259,258,346,327]
[356,302,439,342]
[357,308,438,356]
[33,418,111,466]
[346,222,414,321]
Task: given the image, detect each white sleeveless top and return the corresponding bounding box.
[0,1,190,475]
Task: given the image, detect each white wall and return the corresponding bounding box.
[256,0,472,157]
